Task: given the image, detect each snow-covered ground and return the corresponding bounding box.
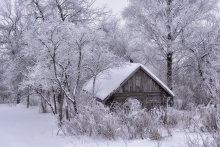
[0,104,195,147]
[0,104,73,147]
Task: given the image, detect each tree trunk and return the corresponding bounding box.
[39,89,47,113]
[65,105,69,120]
[71,43,83,114]
[57,90,64,126]
[52,87,57,114]
[27,95,30,108]
[72,95,78,114]
[16,93,20,104]
[167,52,173,90]
[167,53,174,106]
[166,0,174,106]
[92,75,97,98]
[40,97,47,113]
[27,87,30,108]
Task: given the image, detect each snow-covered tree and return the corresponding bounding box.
[177,21,220,105]
[0,0,35,104]
[123,0,219,96]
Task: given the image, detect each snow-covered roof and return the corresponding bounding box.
[83,63,175,101]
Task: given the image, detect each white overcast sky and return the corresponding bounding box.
[95,0,129,16]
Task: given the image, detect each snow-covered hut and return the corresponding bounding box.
[83,63,175,108]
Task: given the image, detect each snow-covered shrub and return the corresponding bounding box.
[185,136,214,147]
[63,97,220,141]
[118,108,154,139]
[213,133,220,146]
[185,132,220,147]
[149,127,162,140]
[64,97,163,140]
[122,98,142,112]
[165,108,179,127]
[114,99,162,140]
[199,106,219,132]
[181,110,198,131]
[64,102,120,139]
[163,107,200,131]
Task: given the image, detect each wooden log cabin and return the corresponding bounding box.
[83,63,175,109]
